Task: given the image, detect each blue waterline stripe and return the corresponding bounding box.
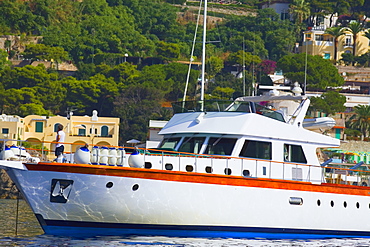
[38,216,370,238]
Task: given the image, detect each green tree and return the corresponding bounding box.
[349,105,370,137]
[22,44,69,63]
[345,21,364,56]
[89,74,119,116]
[340,53,355,65]
[309,91,346,116]
[207,86,235,100]
[106,63,140,85]
[136,65,173,94]
[265,28,296,60]
[289,0,310,40]
[277,53,345,90]
[156,41,180,62]
[206,56,224,80]
[113,84,165,143]
[325,27,346,61]
[163,62,198,102]
[0,49,11,71]
[0,87,49,116]
[228,51,262,73]
[61,77,100,115]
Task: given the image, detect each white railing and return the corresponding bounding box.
[1,140,368,187]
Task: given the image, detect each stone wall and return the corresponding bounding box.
[340,140,370,152]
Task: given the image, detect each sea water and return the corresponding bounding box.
[1,199,370,247]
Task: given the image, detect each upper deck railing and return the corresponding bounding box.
[1,139,369,187]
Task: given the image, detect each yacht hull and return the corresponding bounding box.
[3,161,370,238]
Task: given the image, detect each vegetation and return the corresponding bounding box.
[309,91,346,116]
[349,105,370,138]
[277,53,345,90]
[0,0,369,143]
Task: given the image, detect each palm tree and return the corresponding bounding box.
[289,0,310,40]
[345,22,364,56]
[349,105,370,138]
[325,27,346,61]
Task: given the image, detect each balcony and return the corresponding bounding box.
[343,43,353,48]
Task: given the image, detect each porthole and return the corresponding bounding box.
[186,165,194,172]
[224,168,232,175]
[362,182,368,187]
[165,163,173,170]
[132,184,139,191]
[106,182,113,188]
[369,203,370,209]
[344,201,347,208]
[331,200,334,207]
[356,202,360,208]
[242,170,250,177]
[289,197,303,205]
[205,166,213,173]
[317,200,321,206]
[144,162,152,169]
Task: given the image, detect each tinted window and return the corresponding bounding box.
[178,137,205,154]
[239,140,271,160]
[204,138,237,155]
[284,144,307,163]
[159,137,181,150]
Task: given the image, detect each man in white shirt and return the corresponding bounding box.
[55,124,66,162]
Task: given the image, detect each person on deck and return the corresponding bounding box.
[55,124,65,162]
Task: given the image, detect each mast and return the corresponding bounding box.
[200,0,207,111]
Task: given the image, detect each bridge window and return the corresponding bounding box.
[284,144,307,163]
[239,140,271,160]
[204,138,237,155]
[178,137,205,154]
[159,137,181,150]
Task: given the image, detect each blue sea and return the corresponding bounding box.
[1,199,370,246]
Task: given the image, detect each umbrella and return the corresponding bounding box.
[126,139,141,144]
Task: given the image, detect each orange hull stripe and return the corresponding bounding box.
[26,162,370,197]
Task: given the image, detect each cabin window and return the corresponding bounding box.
[239,140,272,160]
[284,144,307,163]
[159,137,181,150]
[204,138,237,155]
[178,137,205,154]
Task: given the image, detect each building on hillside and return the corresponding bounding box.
[0,115,24,141]
[302,27,370,60]
[259,0,337,26]
[0,110,119,160]
[259,0,291,21]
